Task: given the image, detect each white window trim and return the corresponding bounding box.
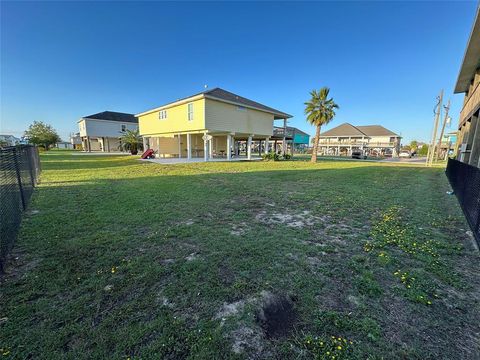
[159,110,167,120]
[187,103,194,121]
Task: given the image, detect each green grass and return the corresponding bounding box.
[1,153,479,359]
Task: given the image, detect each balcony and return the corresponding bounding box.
[460,82,480,125]
[318,141,395,147]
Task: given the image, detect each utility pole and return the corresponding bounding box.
[426,90,443,166]
[434,99,450,162]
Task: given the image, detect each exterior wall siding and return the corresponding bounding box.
[79,119,138,137]
[138,99,205,136]
[204,99,274,136]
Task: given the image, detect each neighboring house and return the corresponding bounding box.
[0,134,21,146]
[78,111,138,152]
[137,88,292,160]
[271,126,310,153]
[317,123,401,156]
[70,132,83,150]
[55,141,74,149]
[454,5,480,167]
[440,131,457,156]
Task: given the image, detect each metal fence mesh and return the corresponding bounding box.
[445,158,480,245]
[0,145,41,272]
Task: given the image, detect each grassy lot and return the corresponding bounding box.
[1,153,479,359]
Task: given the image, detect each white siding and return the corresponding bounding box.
[79,118,138,137]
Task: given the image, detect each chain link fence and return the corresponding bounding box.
[445,158,480,246]
[0,145,41,272]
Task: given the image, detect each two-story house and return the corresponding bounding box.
[454,5,480,168]
[78,111,138,152]
[137,88,291,161]
[317,123,401,157]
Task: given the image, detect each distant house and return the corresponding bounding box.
[137,88,292,160]
[70,132,82,150]
[55,141,74,149]
[0,135,22,146]
[0,134,21,147]
[440,132,457,156]
[317,123,401,157]
[454,5,480,167]
[272,126,310,153]
[78,111,138,152]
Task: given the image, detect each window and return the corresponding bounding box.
[121,125,126,132]
[187,103,194,121]
[159,110,167,120]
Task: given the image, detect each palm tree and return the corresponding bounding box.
[119,129,143,155]
[305,87,339,163]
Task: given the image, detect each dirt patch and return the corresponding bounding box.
[157,292,175,308]
[0,249,40,282]
[215,300,245,326]
[159,258,175,265]
[256,292,297,339]
[231,325,264,355]
[230,222,249,236]
[185,253,199,261]
[255,209,327,228]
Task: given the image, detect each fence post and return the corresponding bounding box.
[28,147,35,187]
[13,147,26,210]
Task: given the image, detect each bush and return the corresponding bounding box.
[262,152,279,161]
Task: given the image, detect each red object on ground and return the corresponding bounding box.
[141,149,154,159]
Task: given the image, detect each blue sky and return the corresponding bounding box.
[1,1,477,143]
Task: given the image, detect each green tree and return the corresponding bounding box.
[119,129,143,155]
[409,140,418,151]
[24,121,60,150]
[418,144,428,156]
[304,87,339,163]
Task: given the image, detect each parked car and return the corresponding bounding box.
[352,151,367,159]
[399,150,412,158]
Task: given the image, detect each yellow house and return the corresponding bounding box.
[136,88,292,161]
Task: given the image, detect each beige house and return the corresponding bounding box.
[454,5,480,167]
[317,123,401,156]
[78,111,138,152]
[137,88,292,161]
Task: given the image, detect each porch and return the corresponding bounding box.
[142,132,284,161]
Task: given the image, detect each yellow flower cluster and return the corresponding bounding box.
[304,335,353,359]
[393,270,415,289]
[0,348,10,356]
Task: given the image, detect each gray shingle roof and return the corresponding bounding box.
[137,87,292,119]
[320,123,399,137]
[356,125,399,137]
[320,123,366,137]
[204,88,292,119]
[84,111,138,123]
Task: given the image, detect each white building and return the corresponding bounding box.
[317,123,401,157]
[78,111,138,152]
[0,134,21,146]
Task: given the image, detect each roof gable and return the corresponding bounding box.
[84,111,138,123]
[136,87,292,119]
[320,123,399,137]
[320,123,366,137]
[204,88,291,119]
[356,125,399,137]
